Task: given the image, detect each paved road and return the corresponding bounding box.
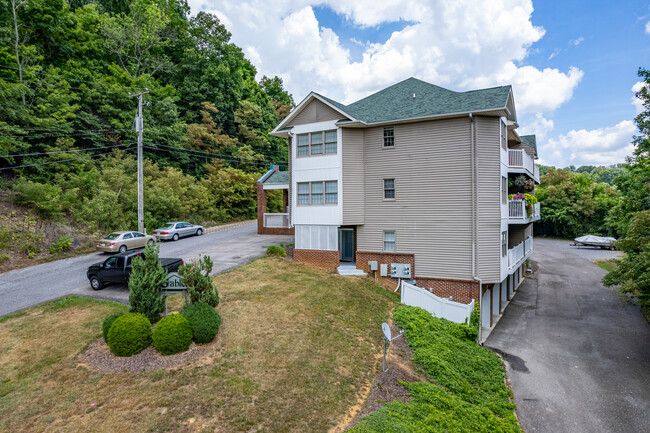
[486,238,650,433]
[0,223,293,317]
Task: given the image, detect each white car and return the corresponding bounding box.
[153,222,204,241]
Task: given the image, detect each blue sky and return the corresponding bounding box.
[195,0,649,168]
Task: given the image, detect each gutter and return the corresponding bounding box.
[469,113,484,345]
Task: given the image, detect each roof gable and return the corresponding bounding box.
[519,135,538,158]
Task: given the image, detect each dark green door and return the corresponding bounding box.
[339,229,354,262]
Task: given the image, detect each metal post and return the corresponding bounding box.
[382,337,387,372]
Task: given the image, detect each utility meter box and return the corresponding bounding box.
[390,263,412,278]
[380,263,388,277]
[368,261,378,271]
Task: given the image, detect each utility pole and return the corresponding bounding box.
[130,89,149,234]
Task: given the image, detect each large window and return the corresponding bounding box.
[297,181,338,205]
[296,130,337,157]
[501,231,508,257]
[384,231,396,252]
[383,127,394,147]
[384,178,395,199]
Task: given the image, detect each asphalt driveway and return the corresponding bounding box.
[486,238,650,433]
[0,222,293,317]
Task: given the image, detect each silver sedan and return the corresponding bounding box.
[152,221,204,241]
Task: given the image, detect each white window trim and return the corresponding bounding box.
[296,130,338,157]
[384,230,396,252]
[383,126,395,148]
[296,180,338,206]
[383,178,396,201]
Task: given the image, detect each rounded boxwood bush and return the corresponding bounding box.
[107,313,152,357]
[102,312,125,343]
[152,314,193,355]
[182,301,221,344]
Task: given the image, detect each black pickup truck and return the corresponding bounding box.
[86,250,183,290]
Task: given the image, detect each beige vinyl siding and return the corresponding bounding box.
[288,99,344,126]
[475,116,502,282]
[356,118,474,279]
[342,129,365,225]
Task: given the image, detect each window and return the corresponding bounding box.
[325,181,338,203]
[123,233,132,239]
[297,134,309,156]
[500,119,507,151]
[297,181,338,205]
[116,257,125,268]
[311,182,323,204]
[384,179,395,199]
[298,182,310,204]
[324,131,337,153]
[501,176,507,204]
[383,127,394,147]
[310,132,323,155]
[384,231,396,252]
[501,231,507,257]
[296,130,337,157]
[133,232,144,238]
[105,257,117,268]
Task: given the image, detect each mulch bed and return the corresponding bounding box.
[78,337,218,374]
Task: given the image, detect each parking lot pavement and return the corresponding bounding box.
[485,238,650,433]
[0,223,293,316]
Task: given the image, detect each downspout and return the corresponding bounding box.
[469,113,484,344]
[287,131,294,228]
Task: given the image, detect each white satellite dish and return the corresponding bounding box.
[382,322,392,341]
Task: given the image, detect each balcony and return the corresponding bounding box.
[508,149,540,183]
[263,213,290,228]
[508,200,541,224]
[508,236,533,271]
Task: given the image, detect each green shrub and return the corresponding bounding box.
[27,251,35,259]
[128,243,166,322]
[13,181,63,218]
[152,314,193,355]
[102,312,125,343]
[20,242,39,255]
[266,245,286,257]
[178,255,219,307]
[0,254,8,264]
[182,301,221,343]
[107,313,152,357]
[49,235,73,254]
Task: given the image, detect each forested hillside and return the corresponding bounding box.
[0,0,291,237]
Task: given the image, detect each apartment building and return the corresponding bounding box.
[265,78,540,329]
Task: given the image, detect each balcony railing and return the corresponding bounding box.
[263,213,290,228]
[508,149,540,183]
[508,200,541,223]
[508,236,533,270]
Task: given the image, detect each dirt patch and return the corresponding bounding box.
[78,336,219,374]
[336,318,426,431]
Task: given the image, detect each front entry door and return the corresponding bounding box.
[339,228,354,262]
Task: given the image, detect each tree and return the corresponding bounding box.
[603,68,650,313]
[178,255,219,307]
[128,242,166,322]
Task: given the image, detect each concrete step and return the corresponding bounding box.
[337,266,367,276]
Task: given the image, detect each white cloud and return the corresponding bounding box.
[646,21,650,34]
[542,121,636,167]
[518,113,554,141]
[548,49,561,60]
[632,81,647,114]
[186,0,581,115]
[570,36,584,46]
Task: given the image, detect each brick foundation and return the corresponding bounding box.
[356,250,479,304]
[294,249,339,271]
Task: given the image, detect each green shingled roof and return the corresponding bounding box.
[314,78,512,124]
[520,135,537,156]
[264,170,289,184]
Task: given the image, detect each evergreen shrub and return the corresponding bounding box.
[128,243,166,322]
[152,314,193,355]
[266,245,286,257]
[178,255,219,307]
[102,312,125,342]
[107,313,152,357]
[182,301,221,343]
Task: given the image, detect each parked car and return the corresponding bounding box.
[86,250,184,290]
[153,221,204,241]
[96,231,157,253]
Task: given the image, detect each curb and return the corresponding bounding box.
[204,220,255,235]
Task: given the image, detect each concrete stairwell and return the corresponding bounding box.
[337,262,367,276]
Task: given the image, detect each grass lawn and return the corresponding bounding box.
[0,257,397,432]
[595,259,619,273]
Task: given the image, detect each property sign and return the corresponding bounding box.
[162,272,188,293]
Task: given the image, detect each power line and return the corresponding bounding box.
[0,146,135,171]
[1,76,138,95]
[142,145,287,168]
[0,142,136,158]
[143,141,288,165]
